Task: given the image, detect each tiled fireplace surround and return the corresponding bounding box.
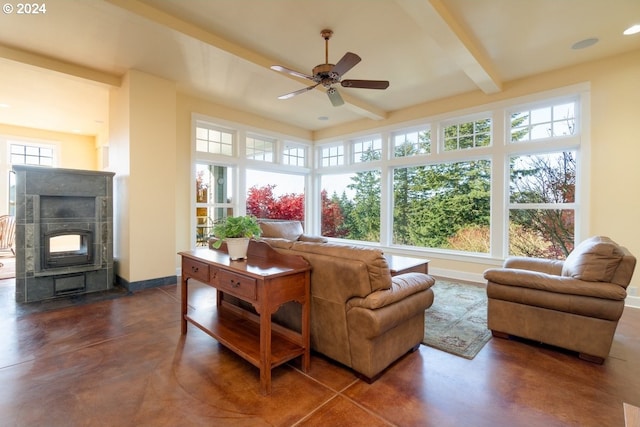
[14,166,115,303]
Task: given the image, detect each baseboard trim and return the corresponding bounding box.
[116,275,177,292]
[429,267,484,284]
[625,295,640,309]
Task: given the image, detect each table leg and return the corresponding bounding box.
[301,272,311,372]
[259,310,272,395]
[181,276,188,334]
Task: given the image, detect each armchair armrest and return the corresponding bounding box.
[346,273,435,310]
[484,268,627,300]
[503,256,564,275]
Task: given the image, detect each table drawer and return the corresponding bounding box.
[217,269,257,301]
[183,258,209,283]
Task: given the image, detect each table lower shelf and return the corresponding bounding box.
[185,306,306,369]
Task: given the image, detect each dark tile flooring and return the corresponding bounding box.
[1,276,639,426]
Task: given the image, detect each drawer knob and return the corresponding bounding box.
[191,266,199,273]
[230,279,240,288]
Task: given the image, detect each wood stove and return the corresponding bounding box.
[13,166,115,303]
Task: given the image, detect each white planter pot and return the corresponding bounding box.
[225,237,250,260]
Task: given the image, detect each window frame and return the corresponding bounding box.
[191,114,313,248]
[192,84,589,261]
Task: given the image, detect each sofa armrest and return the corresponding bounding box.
[503,256,564,275]
[484,268,627,300]
[346,273,435,310]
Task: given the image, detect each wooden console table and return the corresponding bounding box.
[180,240,311,395]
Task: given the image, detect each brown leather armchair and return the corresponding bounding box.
[484,236,636,363]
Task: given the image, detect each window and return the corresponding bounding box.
[320,170,380,242]
[246,135,274,162]
[193,88,584,260]
[192,116,312,247]
[443,117,491,151]
[392,160,491,252]
[195,125,234,156]
[320,145,344,167]
[4,141,56,215]
[283,144,306,167]
[315,90,583,259]
[246,170,305,221]
[508,151,576,258]
[352,137,381,163]
[10,143,54,165]
[511,102,576,142]
[393,128,431,157]
[195,163,234,245]
[507,98,579,259]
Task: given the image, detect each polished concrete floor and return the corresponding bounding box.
[1,276,639,427]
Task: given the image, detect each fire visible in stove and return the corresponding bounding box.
[44,230,93,268]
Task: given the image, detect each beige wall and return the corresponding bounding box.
[110,70,177,284]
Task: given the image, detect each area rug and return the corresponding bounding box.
[423,279,491,359]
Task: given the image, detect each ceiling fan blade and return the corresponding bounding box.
[330,52,361,78]
[277,83,320,100]
[270,65,315,81]
[327,88,344,106]
[341,79,390,90]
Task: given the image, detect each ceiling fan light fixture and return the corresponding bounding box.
[271,29,389,106]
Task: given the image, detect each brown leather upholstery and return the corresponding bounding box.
[251,234,435,380]
[484,236,636,363]
[258,220,328,243]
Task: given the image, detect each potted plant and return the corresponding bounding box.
[211,215,262,260]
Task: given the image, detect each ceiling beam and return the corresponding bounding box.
[395,0,502,94]
[105,0,387,120]
[0,43,121,87]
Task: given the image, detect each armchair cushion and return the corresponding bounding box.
[483,268,627,300]
[561,236,624,282]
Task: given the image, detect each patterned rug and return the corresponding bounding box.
[423,279,491,359]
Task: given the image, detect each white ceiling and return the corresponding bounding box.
[0,0,639,137]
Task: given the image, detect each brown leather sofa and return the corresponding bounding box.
[256,220,435,380]
[484,236,636,363]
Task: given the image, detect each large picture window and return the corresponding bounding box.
[393,160,491,252]
[193,87,585,261]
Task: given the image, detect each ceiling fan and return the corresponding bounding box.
[270,29,390,107]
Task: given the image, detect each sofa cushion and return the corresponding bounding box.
[561,236,624,282]
[259,220,303,241]
[290,241,392,292]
